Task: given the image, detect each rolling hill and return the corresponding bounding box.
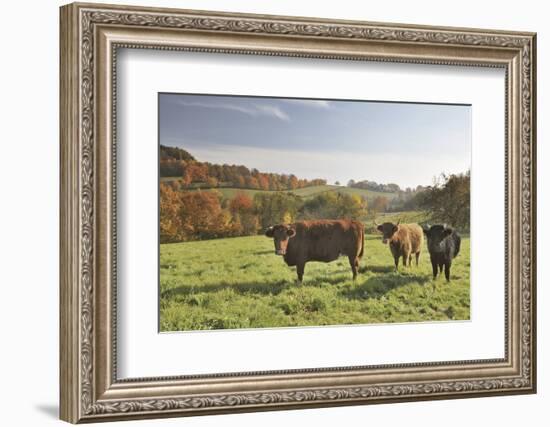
[160,178,399,203]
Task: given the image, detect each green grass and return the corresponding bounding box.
[331,186,399,200]
[208,187,270,200]
[289,185,399,200]
[160,233,470,331]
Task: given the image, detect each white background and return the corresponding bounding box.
[118,50,505,378]
[0,0,546,426]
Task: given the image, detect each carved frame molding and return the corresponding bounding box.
[60,2,536,423]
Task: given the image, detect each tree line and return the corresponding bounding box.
[370,172,470,230]
[347,179,402,193]
[160,173,471,243]
[346,179,428,212]
[158,145,470,241]
[160,145,326,191]
[160,185,367,243]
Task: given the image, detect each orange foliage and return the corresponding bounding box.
[182,162,209,185]
[159,184,183,243]
[159,185,234,243]
[178,191,230,240]
[229,192,254,214]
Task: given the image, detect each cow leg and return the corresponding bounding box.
[402,252,409,268]
[296,262,305,284]
[444,262,451,282]
[408,254,413,267]
[439,264,444,274]
[431,259,438,279]
[348,256,358,280]
[394,256,399,271]
[415,252,420,266]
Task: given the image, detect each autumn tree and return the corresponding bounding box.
[235,175,246,188]
[258,174,269,191]
[229,192,258,236]
[245,175,260,189]
[178,191,231,240]
[206,176,219,188]
[289,175,299,190]
[159,184,183,243]
[371,196,389,214]
[160,145,195,161]
[159,159,186,177]
[254,192,302,229]
[229,192,253,213]
[302,192,367,220]
[415,171,470,230]
[185,162,209,185]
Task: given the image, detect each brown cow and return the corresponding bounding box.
[375,220,423,271]
[265,219,364,282]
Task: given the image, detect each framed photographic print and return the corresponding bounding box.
[59,2,537,423]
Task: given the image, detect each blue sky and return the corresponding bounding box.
[159,93,471,188]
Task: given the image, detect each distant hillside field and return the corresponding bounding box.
[160,179,399,203]
[289,185,398,201]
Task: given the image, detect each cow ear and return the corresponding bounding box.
[392,225,399,233]
[265,227,274,238]
[286,228,296,238]
[444,228,453,236]
[376,225,383,232]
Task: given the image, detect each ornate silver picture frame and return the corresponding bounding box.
[60,2,536,423]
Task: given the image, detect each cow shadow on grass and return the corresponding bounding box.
[161,279,291,299]
[253,249,275,256]
[341,273,431,301]
[310,264,393,280]
[359,264,395,274]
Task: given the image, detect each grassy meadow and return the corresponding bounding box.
[159,232,470,332]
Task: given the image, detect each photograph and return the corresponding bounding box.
[158,93,472,332]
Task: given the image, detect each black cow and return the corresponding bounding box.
[422,224,461,282]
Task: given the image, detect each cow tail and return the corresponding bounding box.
[454,233,461,258]
[358,227,365,258]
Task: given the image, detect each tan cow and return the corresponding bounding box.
[375,220,423,271]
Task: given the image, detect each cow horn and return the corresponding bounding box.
[396,219,401,226]
[373,219,379,227]
[443,223,447,229]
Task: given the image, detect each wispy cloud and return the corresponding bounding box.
[161,94,470,188]
[255,104,290,121]
[284,99,332,109]
[175,99,290,121]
